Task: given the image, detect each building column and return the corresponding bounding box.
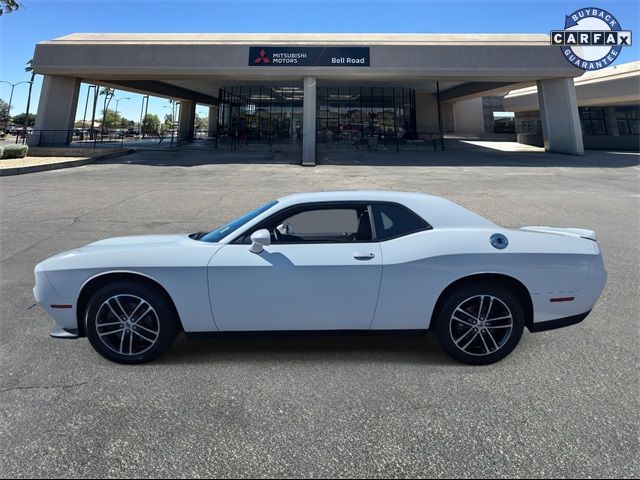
[302,76,316,166]
[28,75,81,147]
[208,105,218,138]
[536,78,584,155]
[452,97,485,135]
[178,100,196,142]
[414,93,439,135]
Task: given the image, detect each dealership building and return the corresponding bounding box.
[504,60,639,151]
[28,33,638,164]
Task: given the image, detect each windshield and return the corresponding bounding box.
[196,200,278,243]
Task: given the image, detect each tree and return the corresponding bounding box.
[11,112,36,127]
[141,113,160,135]
[0,99,9,126]
[163,113,173,132]
[195,113,208,131]
[0,0,20,15]
[101,108,123,130]
[24,59,36,131]
[99,87,115,134]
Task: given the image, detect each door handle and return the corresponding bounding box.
[353,252,375,260]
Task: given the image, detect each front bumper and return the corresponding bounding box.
[33,269,78,333]
[49,327,80,339]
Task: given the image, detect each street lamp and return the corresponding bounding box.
[163,100,178,130]
[0,80,33,133]
[81,85,96,133]
[162,104,171,132]
[163,100,179,147]
[139,95,149,138]
[113,97,130,132]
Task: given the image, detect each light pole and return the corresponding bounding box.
[1,80,32,133]
[113,97,130,131]
[171,100,182,148]
[139,95,149,138]
[81,85,96,140]
[162,104,171,133]
[197,109,207,138]
[163,101,177,147]
[89,87,99,142]
[114,97,130,146]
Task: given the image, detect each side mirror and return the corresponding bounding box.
[249,229,271,254]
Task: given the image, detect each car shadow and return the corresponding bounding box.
[158,331,459,367]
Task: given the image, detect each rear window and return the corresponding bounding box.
[372,203,431,241]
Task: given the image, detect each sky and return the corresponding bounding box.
[1,0,638,123]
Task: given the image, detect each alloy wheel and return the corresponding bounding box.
[95,294,160,356]
[449,295,514,357]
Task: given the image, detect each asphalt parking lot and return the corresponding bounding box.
[1,145,638,478]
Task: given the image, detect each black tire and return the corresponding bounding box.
[84,281,179,364]
[433,283,525,365]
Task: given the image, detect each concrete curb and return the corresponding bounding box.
[0,148,137,176]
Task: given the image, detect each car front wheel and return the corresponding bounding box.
[434,284,525,365]
[84,281,178,364]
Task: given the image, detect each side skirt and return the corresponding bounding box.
[185,329,430,340]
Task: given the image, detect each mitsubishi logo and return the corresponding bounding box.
[254,49,270,64]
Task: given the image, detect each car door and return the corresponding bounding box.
[208,202,382,331]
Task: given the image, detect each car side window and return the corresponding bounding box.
[371,203,431,241]
[241,203,374,244]
[286,209,357,236]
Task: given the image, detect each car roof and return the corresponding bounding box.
[278,190,435,204]
[276,191,497,229]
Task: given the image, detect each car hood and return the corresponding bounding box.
[36,234,221,272]
[84,234,191,249]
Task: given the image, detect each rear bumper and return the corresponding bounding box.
[530,253,607,325]
[528,310,591,332]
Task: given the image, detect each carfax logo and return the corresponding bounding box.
[551,7,632,70]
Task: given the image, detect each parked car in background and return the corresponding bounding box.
[15,128,33,138]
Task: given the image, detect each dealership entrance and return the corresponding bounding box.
[217,85,304,147]
[216,84,417,149]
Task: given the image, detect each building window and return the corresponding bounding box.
[579,107,607,135]
[216,85,417,146]
[316,86,417,146]
[615,106,639,136]
[517,120,540,135]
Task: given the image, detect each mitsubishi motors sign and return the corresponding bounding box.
[249,46,370,66]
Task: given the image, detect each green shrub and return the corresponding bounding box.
[1,144,28,159]
[0,146,4,158]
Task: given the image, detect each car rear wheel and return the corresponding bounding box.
[84,281,178,364]
[433,284,525,365]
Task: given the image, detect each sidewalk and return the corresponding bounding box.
[0,148,135,176]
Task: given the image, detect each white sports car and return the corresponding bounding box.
[34,191,607,365]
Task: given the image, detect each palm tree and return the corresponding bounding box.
[0,1,21,16]
[23,59,35,136]
[99,87,115,137]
